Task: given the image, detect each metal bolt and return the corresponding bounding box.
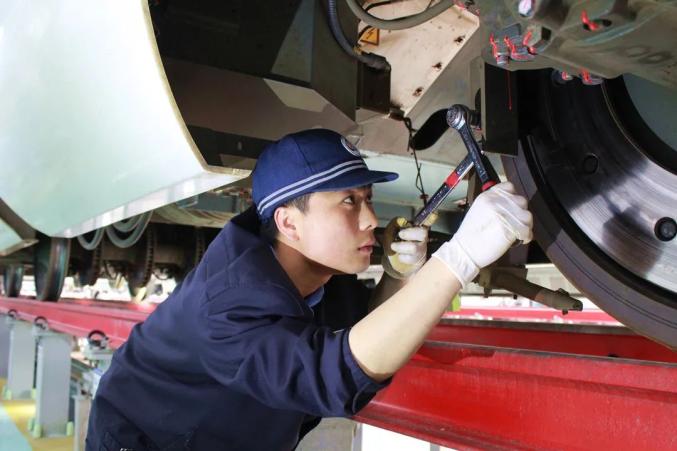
[495,54,510,66]
[655,217,677,241]
[581,154,599,174]
[581,70,604,86]
[518,0,534,17]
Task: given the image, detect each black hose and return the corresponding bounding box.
[105,212,152,249]
[76,228,104,251]
[113,214,147,233]
[345,0,454,30]
[327,0,390,72]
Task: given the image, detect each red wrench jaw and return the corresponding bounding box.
[482,180,498,191]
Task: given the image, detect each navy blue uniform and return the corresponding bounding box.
[86,207,388,450]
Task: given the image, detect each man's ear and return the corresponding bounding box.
[274,206,300,242]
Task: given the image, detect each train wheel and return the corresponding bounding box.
[504,70,677,348]
[33,234,70,301]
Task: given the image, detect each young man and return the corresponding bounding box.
[86,129,532,450]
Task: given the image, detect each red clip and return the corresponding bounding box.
[482,180,498,192]
[489,34,499,58]
[581,10,600,31]
[503,36,517,55]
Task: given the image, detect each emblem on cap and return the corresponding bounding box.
[341,136,362,158]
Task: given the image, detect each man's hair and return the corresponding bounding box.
[260,193,312,243]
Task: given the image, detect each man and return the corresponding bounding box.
[86,129,532,450]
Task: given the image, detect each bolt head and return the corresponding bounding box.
[581,72,604,85]
[518,0,534,17]
[495,54,510,66]
[581,154,599,174]
[655,217,677,241]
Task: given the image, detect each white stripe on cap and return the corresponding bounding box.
[257,161,367,215]
[258,159,364,208]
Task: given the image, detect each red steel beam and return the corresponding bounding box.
[444,307,618,323]
[0,297,154,348]
[2,296,676,449]
[355,342,677,450]
[430,319,677,364]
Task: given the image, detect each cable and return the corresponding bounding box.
[344,0,454,30]
[76,228,104,251]
[327,0,390,71]
[365,0,395,12]
[105,212,152,249]
[360,0,396,39]
[112,214,148,233]
[403,117,428,205]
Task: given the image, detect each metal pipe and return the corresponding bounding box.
[491,270,583,313]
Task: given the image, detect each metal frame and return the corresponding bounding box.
[1,296,675,449]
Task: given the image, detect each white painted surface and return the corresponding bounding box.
[0,1,248,238]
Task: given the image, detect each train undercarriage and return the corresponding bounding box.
[0,0,675,348]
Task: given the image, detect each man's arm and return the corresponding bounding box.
[352,258,461,381]
[349,182,532,382]
[367,272,406,312]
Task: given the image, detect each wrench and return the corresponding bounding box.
[412,105,500,227]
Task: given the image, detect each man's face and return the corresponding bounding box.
[295,186,377,274]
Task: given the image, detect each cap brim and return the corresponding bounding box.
[312,168,398,193]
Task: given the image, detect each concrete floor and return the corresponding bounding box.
[0,380,72,451]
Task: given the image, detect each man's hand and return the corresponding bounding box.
[432,182,533,287]
[381,217,428,279]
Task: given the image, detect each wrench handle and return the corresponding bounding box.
[412,154,474,226]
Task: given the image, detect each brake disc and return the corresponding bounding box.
[504,70,677,348]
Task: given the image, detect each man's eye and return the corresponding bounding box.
[366,196,373,204]
[343,196,355,205]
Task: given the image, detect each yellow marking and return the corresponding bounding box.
[360,27,380,45]
[0,379,73,450]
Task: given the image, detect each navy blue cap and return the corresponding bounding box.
[252,129,398,221]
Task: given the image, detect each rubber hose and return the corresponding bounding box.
[76,228,104,251]
[112,212,151,233]
[105,213,152,249]
[328,0,390,71]
[344,0,455,30]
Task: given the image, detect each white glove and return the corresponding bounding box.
[381,217,428,279]
[432,182,533,287]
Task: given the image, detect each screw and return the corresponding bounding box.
[518,0,534,17]
[581,154,599,174]
[655,217,677,241]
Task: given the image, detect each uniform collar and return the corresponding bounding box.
[305,286,325,308]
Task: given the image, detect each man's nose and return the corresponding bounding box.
[360,203,378,231]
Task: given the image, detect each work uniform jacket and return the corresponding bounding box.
[86,207,388,451]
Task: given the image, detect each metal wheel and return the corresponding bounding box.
[2,265,24,297]
[503,70,677,348]
[127,225,156,298]
[174,227,206,284]
[33,234,71,301]
[71,240,102,287]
